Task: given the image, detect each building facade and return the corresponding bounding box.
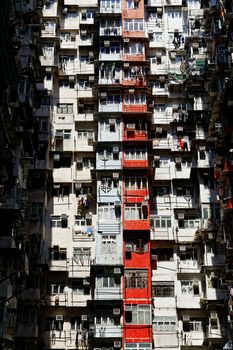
[0,0,233,350]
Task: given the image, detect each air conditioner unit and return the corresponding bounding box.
[82,315,88,321]
[55,130,63,138]
[126,243,133,252]
[124,62,130,68]
[53,154,60,161]
[210,312,218,319]
[125,305,132,311]
[113,308,121,315]
[61,214,67,221]
[114,267,121,274]
[89,76,95,82]
[100,92,107,98]
[124,38,130,43]
[113,146,119,153]
[156,127,162,133]
[151,254,158,261]
[199,145,206,151]
[75,182,82,189]
[104,40,110,47]
[183,315,190,322]
[56,315,64,321]
[53,183,61,189]
[81,30,87,35]
[175,157,182,163]
[179,245,186,251]
[208,232,213,239]
[177,126,183,132]
[128,89,134,94]
[77,157,83,163]
[69,75,75,82]
[83,278,90,285]
[62,7,68,14]
[109,118,115,124]
[114,341,121,348]
[89,324,95,332]
[127,123,136,129]
[113,172,119,179]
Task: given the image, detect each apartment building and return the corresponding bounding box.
[1,0,233,349]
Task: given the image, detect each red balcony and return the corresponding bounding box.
[124,189,149,203]
[123,159,148,168]
[124,219,150,230]
[124,326,152,343]
[124,243,151,268]
[123,31,146,39]
[123,129,148,141]
[122,77,146,87]
[124,269,152,300]
[123,104,147,113]
[123,54,146,62]
[122,0,145,19]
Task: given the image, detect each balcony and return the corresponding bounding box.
[123,104,147,113]
[152,86,169,96]
[74,167,94,182]
[124,220,150,230]
[124,189,148,204]
[61,17,80,30]
[45,293,68,307]
[100,3,122,14]
[122,77,146,87]
[123,54,146,62]
[44,330,82,349]
[72,225,95,241]
[96,156,122,171]
[53,167,73,183]
[100,27,122,36]
[150,227,175,241]
[42,4,58,17]
[123,129,148,141]
[64,0,98,5]
[123,30,146,39]
[123,159,148,168]
[124,202,150,230]
[177,259,201,273]
[99,51,122,61]
[98,102,122,113]
[39,54,57,67]
[48,259,68,272]
[94,287,122,300]
[60,38,77,50]
[74,137,94,153]
[98,186,121,203]
[94,324,122,338]
[74,112,94,122]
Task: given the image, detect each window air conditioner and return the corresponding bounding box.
[56,315,64,321]
[175,157,182,163]
[109,118,115,124]
[77,157,83,163]
[183,315,190,321]
[114,341,121,348]
[127,123,136,129]
[210,312,218,319]
[113,308,121,315]
[113,172,119,179]
[125,305,132,311]
[113,146,119,153]
[75,182,82,189]
[82,315,88,321]
[114,267,121,274]
[53,154,60,161]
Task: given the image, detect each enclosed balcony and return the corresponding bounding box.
[98,176,121,203]
[176,279,202,309]
[100,19,122,36]
[123,19,146,38]
[124,270,151,299]
[123,92,147,113]
[123,203,150,230]
[100,0,122,14]
[41,21,57,38]
[60,32,77,49]
[96,146,122,170]
[124,239,151,268]
[99,63,122,85]
[122,0,145,18]
[94,269,122,300]
[98,93,122,113]
[123,65,147,87]
[150,215,175,240]
[123,42,146,61]
[123,147,148,168]
[99,43,122,61]
[42,1,58,17]
[40,44,57,67]
[98,118,122,142]
[124,175,148,204]
[123,121,148,141]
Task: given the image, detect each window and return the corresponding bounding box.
[202,204,220,221]
[150,216,171,228]
[72,280,90,295]
[58,80,74,89]
[127,0,139,8]
[151,248,173,261]
[100,118,120,133]
[125,305,151,325]
[100,44,121,55]
[100,0,121,9]
[126,240,148,254]
[101,177,118,190]
[124,148,147,160]
[152,282,174,297]
[124,203,148,220]
[77,130,94,140]
[75,215,92,226]
[125,269,148,288]
[181,280,199,295]
[167,10,181,18]
[153,316,177,332]
[100,94,121,104]
[70,316,82,330]
[44,317,63,331]
[51,215,68,228]
[57,104,73,114]
[178,219,200,229]
[124,19,144,31]
[179,248,197,260]
[124,42,144,55]
[154,103,166,112]
[49,284,65,294]
[49,246,67,260]
[125,176,147,190]
[98,204,117,220]
[124,93,146,104]
[183,318,203,332]
[96,267,120,287]
[101,235,117,254]
[125,343,152,350]
[73,248,91,265]
[210,313,218,329]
